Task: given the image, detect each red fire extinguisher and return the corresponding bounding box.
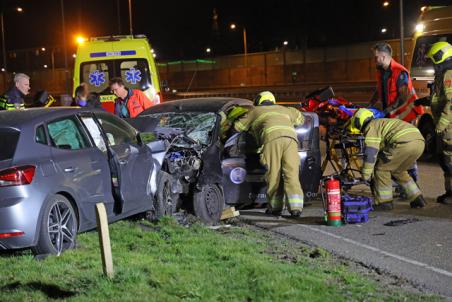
[325,177,342,227]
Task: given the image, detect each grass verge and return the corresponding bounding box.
[0,217,442,301]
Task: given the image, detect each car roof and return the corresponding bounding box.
[0,107,103,129]
[140,97,254,115]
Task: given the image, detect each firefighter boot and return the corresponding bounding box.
[410,195,426,208]
[265,207,282,216]
[290,209,302,217]
[373,202,394,211]
[437,191,452,205]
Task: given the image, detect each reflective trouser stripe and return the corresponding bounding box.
[287,194,304,210]
[399,179,421,201]
[377,189,393,203]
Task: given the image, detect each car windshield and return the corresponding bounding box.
[411,34,452,78]
[147,112,217,146]
[0,128,20,161]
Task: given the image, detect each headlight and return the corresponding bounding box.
[415,23,425,34]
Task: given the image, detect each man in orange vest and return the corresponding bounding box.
[370,42,423,123]
[110,77,153,118]
[369,42,424,199]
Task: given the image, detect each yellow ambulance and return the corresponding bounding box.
[73,35,161,113]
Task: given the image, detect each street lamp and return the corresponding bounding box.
[381,27,387,33]
[0,6,25,70]
[229,23,247,66]
[75,35,87,45]
[283,41,288,46]
[383,1,389,7]
[206,47,211,53]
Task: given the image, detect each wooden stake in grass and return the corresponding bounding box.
[221,207,240,220]
[95,203,114,278]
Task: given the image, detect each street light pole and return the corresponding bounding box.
[60,0,69,93]
[0,10,6,70]
[116,0,121,34]
[399,0,404,65]
[128,0,133,35]
[243,27,247,67]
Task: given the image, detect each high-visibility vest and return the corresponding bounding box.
[376,60,423,122]
[115,89,152,118]
[0,95,25,110]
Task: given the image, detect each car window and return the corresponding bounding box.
[0,128,20,161]
[120,59,152,91]
[81,61,112,93]
[80,116,108,152]
[95,112,137,146]
[35,125,47,145]
[47,117,89,150]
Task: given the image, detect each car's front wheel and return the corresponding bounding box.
[146,172,178,222]
[193,184,224,224]
[32,194,78,256]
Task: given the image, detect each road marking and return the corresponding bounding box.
[297,224,452,278]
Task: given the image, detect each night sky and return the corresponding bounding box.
[2,0,451,60]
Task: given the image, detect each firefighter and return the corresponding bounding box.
[427,41,452,204]
[346,108,426,210]
[234,91,305,217]
[370,42,423,123]
[0,73,30,110]
[109,77,153,118]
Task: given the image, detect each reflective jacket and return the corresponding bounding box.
[234,104,304,148]
[0,86,25,110]
[361,118,424,180]
[431,69,452,133]
[114,89,152,118]
[376,60,423,122]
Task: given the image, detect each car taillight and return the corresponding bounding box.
[0,231,25,239]
[0,165,36,187]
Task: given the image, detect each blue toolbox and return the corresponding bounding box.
[341,194,373,224]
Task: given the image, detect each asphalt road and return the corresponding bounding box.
[240,159,452,299]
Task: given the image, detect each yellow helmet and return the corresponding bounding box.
[254,91,276,106]
[346,108,374,134]
[427,41,452,64]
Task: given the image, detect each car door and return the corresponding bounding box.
[94,112,154,214]
[77,113,117,216]
[47,115,112,227]
[295,112,321,201]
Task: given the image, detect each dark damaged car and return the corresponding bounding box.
[133,98,321,222]
[135,98,321,223]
